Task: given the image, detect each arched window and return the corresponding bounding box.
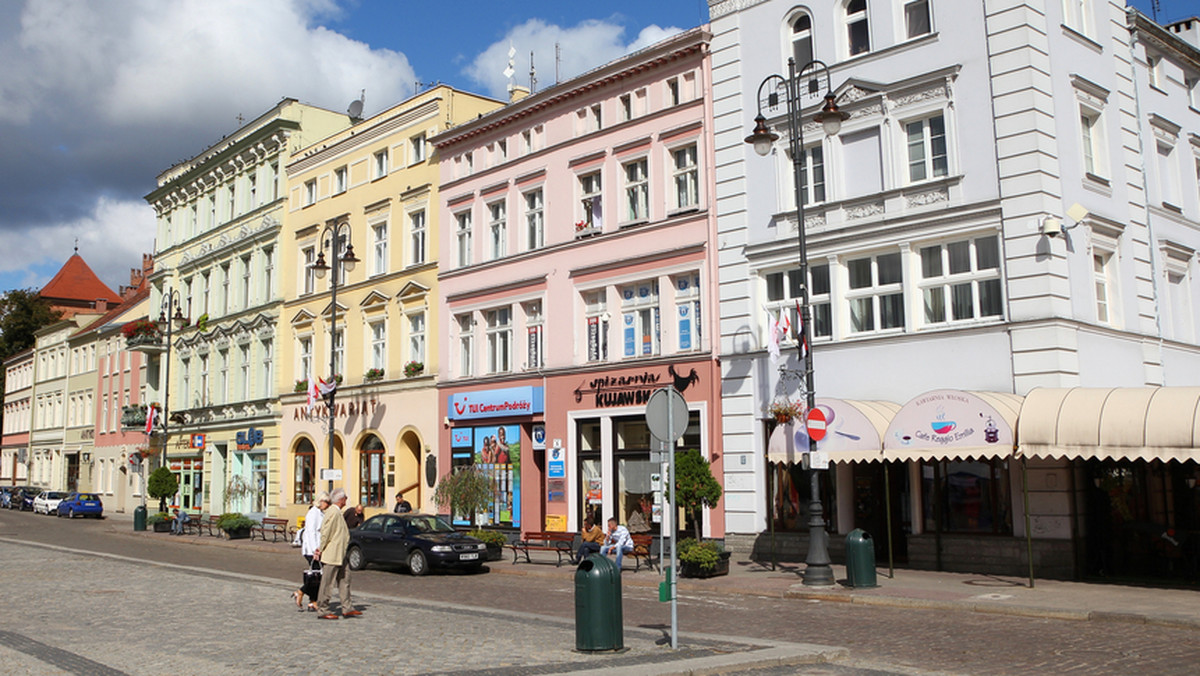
[846,0,870,56]
[294,438,315,504]
[792,13,813,66]
[359,434,386,508]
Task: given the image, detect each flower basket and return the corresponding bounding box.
[365,368,384,381]
[294,379,307,393]
[767,399,802,425]
[404,361,424,378]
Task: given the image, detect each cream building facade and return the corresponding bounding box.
[145,99,351,517]
[277,86,502,523]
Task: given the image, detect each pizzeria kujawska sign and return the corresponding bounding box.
[572,366,701,408]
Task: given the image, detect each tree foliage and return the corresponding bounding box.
[673,448,723,541]
[147,466,179,513]
[0,288,61,360]
[432,466,493,522]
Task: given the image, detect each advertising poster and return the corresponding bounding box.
[473,424,521,528]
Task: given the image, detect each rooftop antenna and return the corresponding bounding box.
[555,43,561,84]
[1152,0,1161,22]
[235,113,245,126]
[529,51,537,93]
[74,237,79,255]
[504,42,516,95]
[347,89,365,122]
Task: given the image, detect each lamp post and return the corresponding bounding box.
[153,288,188,506]
[309,220,358,494]
[745,58,848,587]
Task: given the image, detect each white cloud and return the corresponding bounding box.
[0,196,156,292]
[464,18,684,99]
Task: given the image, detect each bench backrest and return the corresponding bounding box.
[262,517,288,525]
[524,530,574,544]
[631,534,653,552]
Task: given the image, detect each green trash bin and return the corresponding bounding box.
[574,553,624,651]
[844,528,878,588]
[133,505,147,532]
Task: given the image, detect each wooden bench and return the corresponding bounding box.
[630,534,656,572]
[190,514,220,537]
[252,517,290,542]
[510,531,576,566]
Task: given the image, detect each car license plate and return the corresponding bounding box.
[460,552,479,561]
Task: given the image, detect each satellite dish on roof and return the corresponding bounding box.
[347,89,365,121]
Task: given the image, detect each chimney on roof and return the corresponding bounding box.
[95,299,108,312]
[508,85,530,103]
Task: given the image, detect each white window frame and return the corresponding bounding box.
[486,307,513,374]
[790,11,813,66]
[332,328,345,379]
[1157,140,1181,210]
[370,320,387,371]
[1091,225,1122,328]
[457,314,474,377]
[304,180,316,206]
[374,150,389,179]
[408,312,426,367]
[1163,244,1195,343]
[302,246,316,295]
[846,251,905,334]
[585,289,609,362]
[262,247,274,303]
[456,210,473,267]
[410,209,426,266]
[917,235,1004,327]
[523,301,543,370]
[623,158,649,224]
[334,166,348,194]
[904,113,948,184]
[620,281,660,358]
[1061,0,1091,36]
[671,144,699,211]
[410,133,426,164]
[903,0,931,40]
[488,199,507,260]
[299,336,313,381]
[579,171,603,231]
[673,274,702,352]
[845,0,871,57]
[372,220,389,277]
[525,189,545,250]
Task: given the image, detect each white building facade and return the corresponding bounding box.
[712,0,1200,580]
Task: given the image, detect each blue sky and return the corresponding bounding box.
[0,0,1192,295]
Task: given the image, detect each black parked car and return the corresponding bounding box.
[11,487,36,511]
[346,513,488,576]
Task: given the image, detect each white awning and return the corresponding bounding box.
[766,398,900,464]
[883,389,1022,462]
[1017,387,1200,462]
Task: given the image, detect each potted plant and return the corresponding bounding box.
[217,512,258,539]
[404,361,424,378]
[672,448,723,541]
[122,319,162,347]
[767,399,802,424]
[365,367,385,381]
[678,538,731,578]
[467,528,508,561]
[433,466,492,524]
[147,466,179,514]
[147,511,174,533]
[294,379,307,393]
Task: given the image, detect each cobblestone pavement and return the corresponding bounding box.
[0,539,839,675]
[4,510,1200,675]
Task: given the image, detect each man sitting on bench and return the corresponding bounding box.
[599,517,634,571]
[572,517,605,564]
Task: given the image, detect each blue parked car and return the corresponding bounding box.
[56,492,104,518]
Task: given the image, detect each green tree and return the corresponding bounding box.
[673,448,723,541]
[433,466,493,523]
[147,466,179,513]
[0,288,61,359]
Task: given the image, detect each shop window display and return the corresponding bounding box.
[449,424,521,527]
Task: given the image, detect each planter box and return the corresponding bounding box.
[223,526,252,540]
[485,542,504,561]
[151,521,172,533]
[680,551,731,578]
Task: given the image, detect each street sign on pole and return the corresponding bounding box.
[806,407,828,442]
[644,386,686,650]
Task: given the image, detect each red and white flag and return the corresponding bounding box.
[795,300,809,362]
[144,405,158,435]
[306,374,338,413]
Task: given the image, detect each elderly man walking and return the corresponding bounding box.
[313,488,360,619]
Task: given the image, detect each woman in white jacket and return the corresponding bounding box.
[293,494,327,610]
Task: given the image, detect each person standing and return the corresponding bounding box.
[293,495,326,610]
[314,488,359,619]
[393,492,412,514]
[599,517,634,571]
[343,502,365,530]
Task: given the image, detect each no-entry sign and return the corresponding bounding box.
[806,407,827,442]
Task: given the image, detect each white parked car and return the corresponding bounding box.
[33,491,68,515]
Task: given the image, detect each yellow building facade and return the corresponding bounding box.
[278,86,502,522]
[145,99,351,517]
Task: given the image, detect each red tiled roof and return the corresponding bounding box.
[39,254,120,305]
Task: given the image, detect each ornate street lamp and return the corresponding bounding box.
[309,220,358,493]
[745,58,848,587]
[149,289,188,505]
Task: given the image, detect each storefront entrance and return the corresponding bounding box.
[851,462,909,564]
[1084,459,1200,584]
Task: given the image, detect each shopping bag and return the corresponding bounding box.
[301,561,322,599]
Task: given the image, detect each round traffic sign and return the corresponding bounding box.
[806,407,827,442]
[645,387,689,442]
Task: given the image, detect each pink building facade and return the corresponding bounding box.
[431,27,724,540]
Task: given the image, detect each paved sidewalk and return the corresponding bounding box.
[105,511,1200,633]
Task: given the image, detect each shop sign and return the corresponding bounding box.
[190,434,206,449]
[531,424,546,450]
[548,444,565,478]
[236,427,264,450]
[574,364,702,409]
[547,479,566,504]
[887,390,1010,449]
[448,386,544,421]
[294,397,381,421]
[451,428,473,448]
